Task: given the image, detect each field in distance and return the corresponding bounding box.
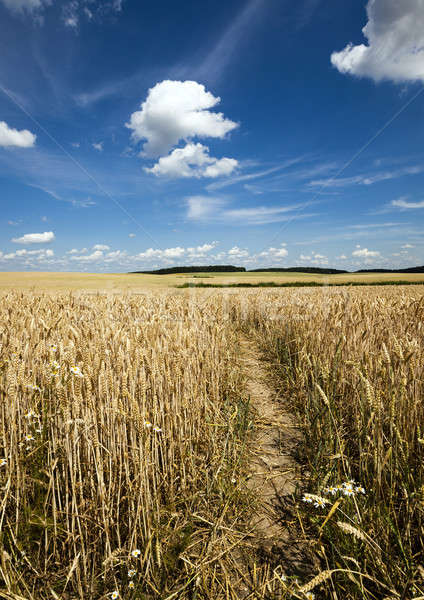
[1,270,424,292]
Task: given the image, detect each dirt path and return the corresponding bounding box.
[239,336,315,576]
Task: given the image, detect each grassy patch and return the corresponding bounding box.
[177,280,424,288]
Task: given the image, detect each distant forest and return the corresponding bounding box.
[131,265,246,274]
[130,265,424,275]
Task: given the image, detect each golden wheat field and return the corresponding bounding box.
[0,284,423,599]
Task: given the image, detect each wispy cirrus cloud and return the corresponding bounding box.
[391,198,424,209]
[189,0,266,83]
[309,165,424,188]
[186,195,316,225]
[206,157,305,191]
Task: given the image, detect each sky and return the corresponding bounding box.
[1,0,424,272]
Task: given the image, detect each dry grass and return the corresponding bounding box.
[1,271,424,293]
[235,285,424,598]
[0,292,252,599]
[1,284,423,599]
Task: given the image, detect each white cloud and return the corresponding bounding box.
[352,247,381,258]
[260,245,288,258]
[228,246,249,258]
[0,121,36,148]
[128,233,136,238]
[93,244,110,251]
[391,198,424,209]
[137,242,218,261]
[401,243,414,248]
[126,80,238,157]
[146,143,237,178]
[71,142,80,148]
[331,0,424,83]
[186,195,314,225]
[92,142,104,152]
[186,196,226,220]
[310,165,424,188]
[12,231,55,244]
[299,251,328,264]
[337,254,348,259]
[70,250,104,262]
[0,0,51,13]
[106,250,126,259]
[67,248,87,254]
[1,248,54,260]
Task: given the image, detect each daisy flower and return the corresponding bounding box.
[0,458,6,467]
[49,344,58,352]
[314,497,327,508]
[128,569,136,577]
[355,486,366,495]
[24,434,35,442]
[70,365,83,377]
[131,549,141,558]
[24,410,39,420]
[342,482,355,496]
[27,384,41,392]
[110,592,119,600]
[144,421,152,428]
[302,493,313,503]
[153,426,162,433]
[304,593,315,600]
[128,581,135,589]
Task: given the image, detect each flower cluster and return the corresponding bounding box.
[144,420,162,433]
[70,365,83,377]
[323,480,366,498]
[302,493,329,508]
[51,360,60,376]
[27,384,41,392]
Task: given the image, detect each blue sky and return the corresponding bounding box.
[1,0,424,272]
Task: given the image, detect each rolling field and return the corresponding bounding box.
[0,277,423,599]
[1,270,424,292]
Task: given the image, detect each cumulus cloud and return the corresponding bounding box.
[12,231,55,244]
[0,121,36,148]
[401,243,414,248]
[1,248,54,260]
[67,248,87,254]
[128,233,136,238]
[70,250,104,262]
[137,242,218,261]
[259,245,288,258]
[391,197,424,209]
[228,246,249,258]
[126,80,238,158]
[352,247,381,258]
[92,141,103,152]
[299,250,328,264]
[331,0,424,83]
[93,244,110,251]
[146,143,238,178]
